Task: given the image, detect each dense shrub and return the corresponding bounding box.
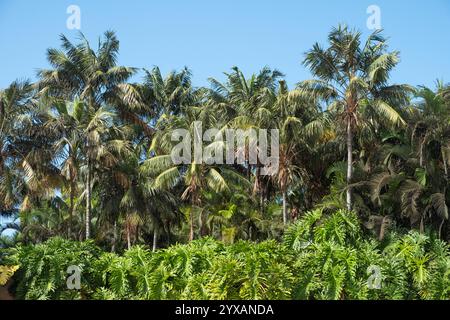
[284,209,450,299]
[2,209,449,300]
[2,238,102,299]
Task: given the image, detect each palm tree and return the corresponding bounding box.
[208,67,284,205]
[42,100,84,238]
[262,80,319,224]
[95,139,182,251]
[141,66,200,117]
[299,25,413,211]
[38,31,137,239]
[43,98,130,239]
[0,80,34,212]
[142,104,249,241]
[408,83,450,236]
[412,83,450,174]
[142,157,236,241]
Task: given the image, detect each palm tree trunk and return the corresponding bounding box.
[282,190,288,225]
[111,220,118,252]
[447,220,450,243]
[126,223,131,250]
[66,147,74,239]
[442,149,448,178]
[419,143,424,168]
[254,165,265,214]
[85,159,91,240]
[152,227,158,252]
[346,120,353,211]
[68,178,75,239]
[189,206,194,241]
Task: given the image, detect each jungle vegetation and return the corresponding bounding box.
[0,25,449,300]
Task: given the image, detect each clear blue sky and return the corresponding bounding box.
[0,0,449,89]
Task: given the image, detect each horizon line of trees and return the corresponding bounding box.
[1,25,449,252]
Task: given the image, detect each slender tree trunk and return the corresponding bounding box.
[167,224,171,244]
[0,146,3,177]
[379,216,388,241]
[85,159,91,240]
[447,220,450,243]
[255,165,265,213]
[68,177,75,239]
[126,223,131,250]
[152,227,158,252]
[68,191,74,239]
[282,190,288,225]
[442,149,448,178]
[260,187,264,210]
[85,96,96,240]
[189,205,194,242]
[346,120,353,211]
[438,219,445,239]
[0,100,4,124]
[111,220,118,253]
[443,153,449,240]
[419,143,424,168]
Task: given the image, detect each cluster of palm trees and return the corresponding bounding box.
[1,25,449,251]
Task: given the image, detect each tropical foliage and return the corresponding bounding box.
[0,25,449,300]
[2,209,449,300]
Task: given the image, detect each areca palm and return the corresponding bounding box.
[261,80,320,224]
[355,86,450,237]
[97,141,182,251]
[38,31,137,239]
[0,82,62,220]
[142,156,235,241]
[299,25,413,211]
[43,100,84,238]
[108,66,201,143]
[405,83,450,236]
[142,105,249,241]
[208,67,283,204]
[412,83,450,174]
[141,66,201,117]
[43,98,129,239]
[0,80,35,212]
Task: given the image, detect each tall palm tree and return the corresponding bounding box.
[43,99,83,238]
[299,25,412,211]
[261,80,319,224]
[38,31,137,239]
[0,80,34,212]
[95,138,182,251]
[142,156,245,241]
[142,104,249,241]
[43,98,130,239]
[408,83,450,236]
[412,83,450,174]
[208,67,284,205]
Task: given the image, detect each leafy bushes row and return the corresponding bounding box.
[2,210,449,300]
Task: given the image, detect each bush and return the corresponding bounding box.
[284,209,450,299]
[2,209,449,300]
